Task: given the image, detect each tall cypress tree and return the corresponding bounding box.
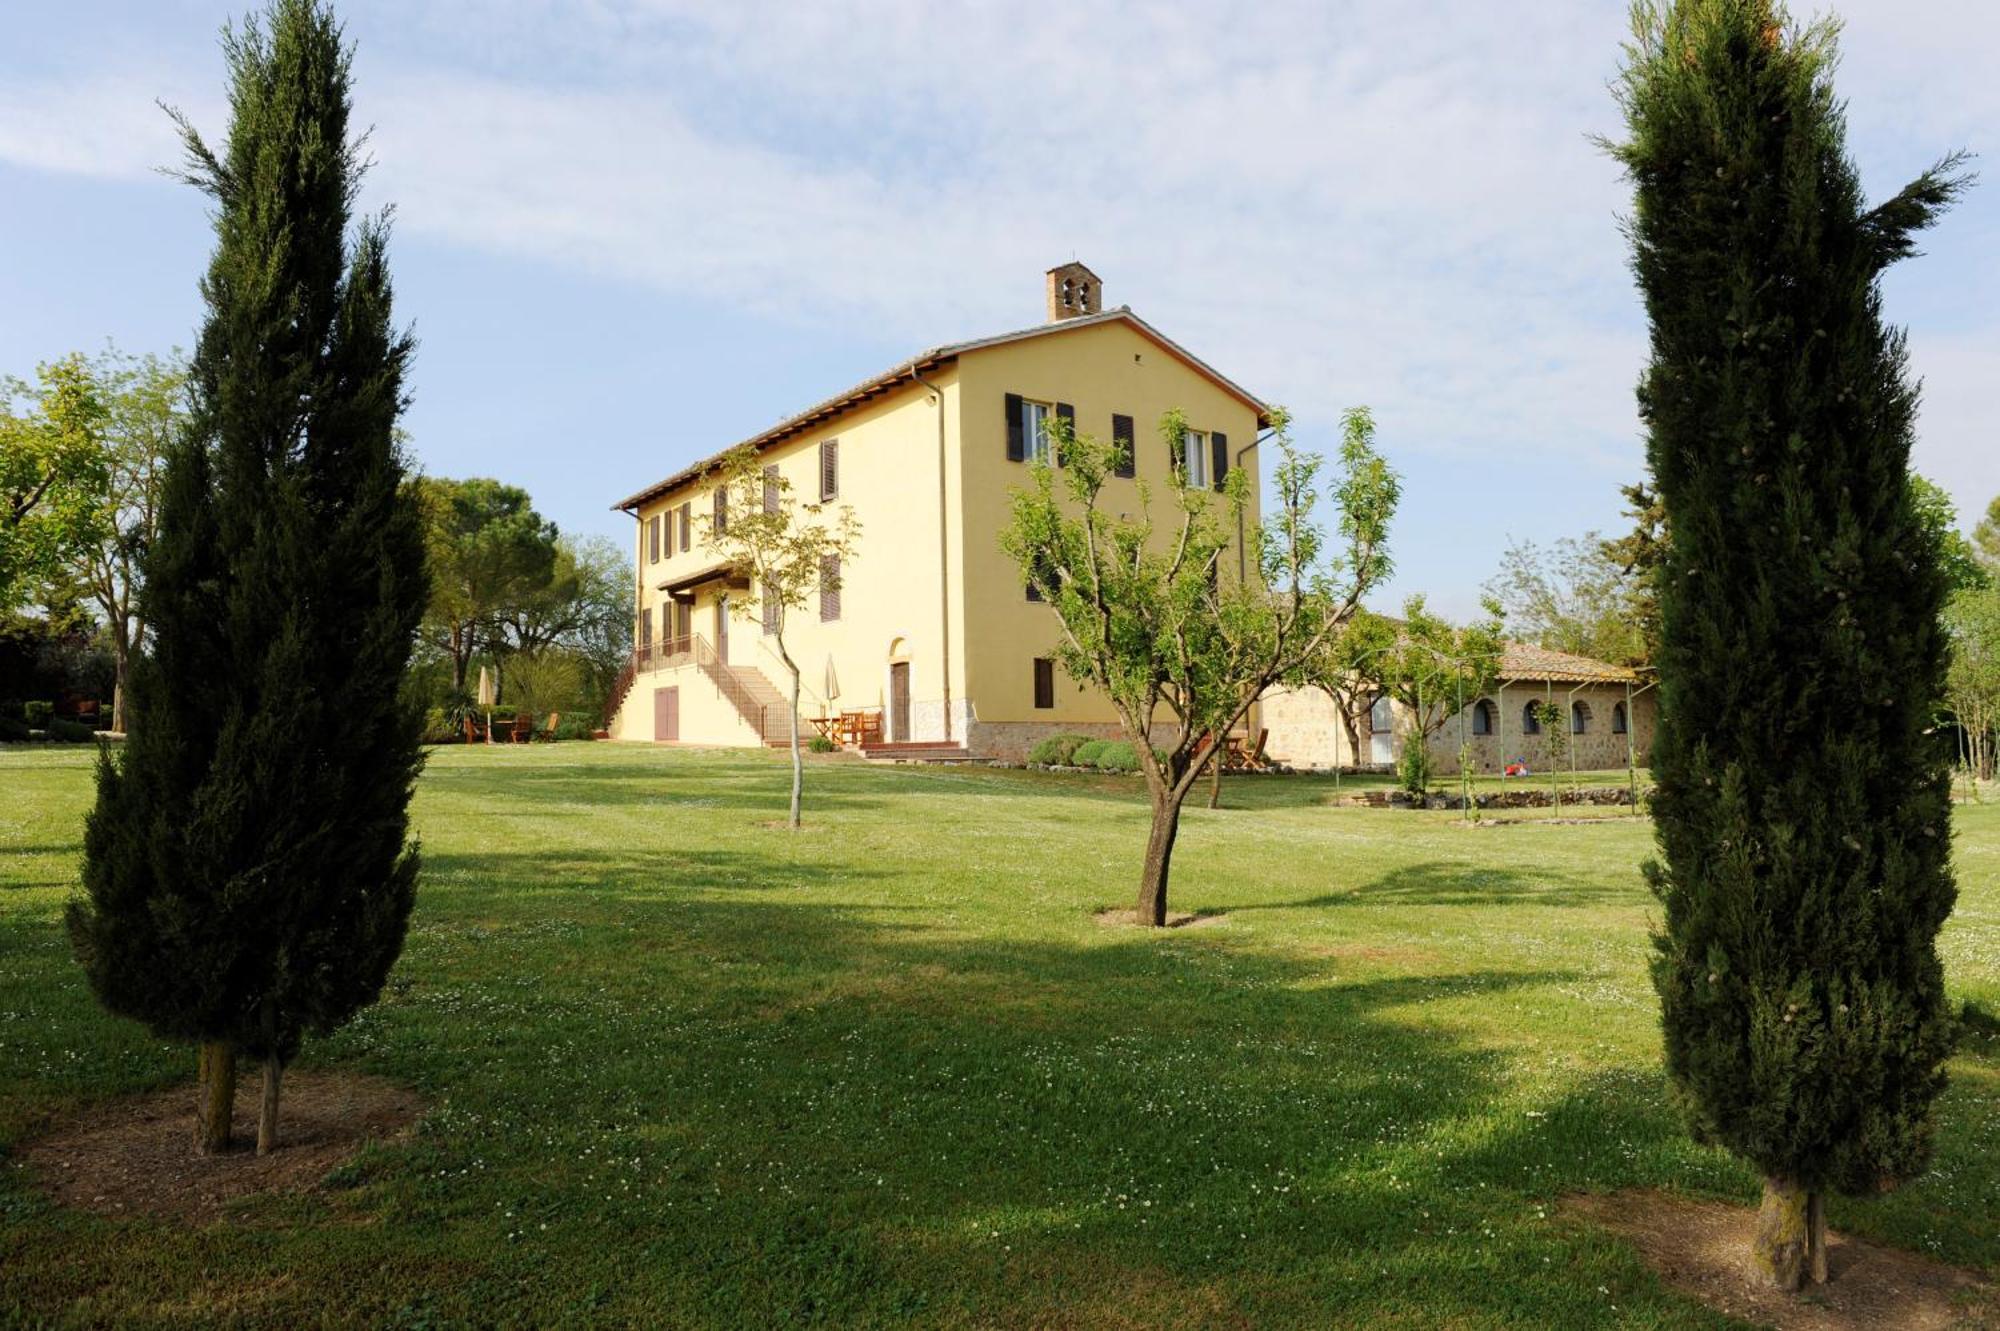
[68,0,426,1157]
[1612,0,1968,1292]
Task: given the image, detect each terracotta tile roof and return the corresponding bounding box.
[1497,642,1641,684]
[611,306,1271,513]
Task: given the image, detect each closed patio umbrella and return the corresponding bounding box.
[477,665,496,745]
[823,656,840,704]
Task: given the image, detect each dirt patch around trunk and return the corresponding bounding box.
[1093,908,1228,930]
[21,1069,424,1223]
[1564,1190,1995,1330]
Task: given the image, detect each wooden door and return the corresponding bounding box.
[889,662,911,742]
[654,686,679,742]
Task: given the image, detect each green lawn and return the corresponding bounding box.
[2,743,1995,1328]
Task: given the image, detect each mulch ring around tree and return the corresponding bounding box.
[1093,908,1228,930]
[21,1070,424,1224]
[1564,1190,1995,1331]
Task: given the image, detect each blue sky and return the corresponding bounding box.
[4,1,1994,617]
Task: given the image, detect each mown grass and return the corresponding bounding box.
[1,743,1995,1328]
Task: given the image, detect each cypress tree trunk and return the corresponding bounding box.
[1614,0,1966,1285]
[1751,1177,1810,1291]
[195,1043,236,1155]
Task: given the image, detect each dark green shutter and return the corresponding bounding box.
[1054,402,1074,466]
[1112,414,1135,477]
[1005,393,1024,462]
[1211,432,1229,491]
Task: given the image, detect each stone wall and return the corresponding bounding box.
[964,718,1183,765]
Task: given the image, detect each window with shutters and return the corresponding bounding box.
[639,605,653,653]
[1181,429,1209,488]
[819,554,842,621]
[713,487,728,536]
[678,502,691,552]
[763,465,779,515]
[819,439,839,500]
[1009,397,1055,464]
[1033,658,1055,710]
[648,514,661,564]
[1112,413,1136,478]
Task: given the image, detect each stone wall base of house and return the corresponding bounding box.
[963,719,1179,765]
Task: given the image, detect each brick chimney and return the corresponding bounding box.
[1045,262,1101,323]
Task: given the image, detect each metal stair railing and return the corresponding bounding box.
[693,633,772,741]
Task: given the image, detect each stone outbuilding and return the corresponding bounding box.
[1260,643,1656,775]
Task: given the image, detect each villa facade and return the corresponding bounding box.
[606,264,1268,762]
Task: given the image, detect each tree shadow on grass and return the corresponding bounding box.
[1233,860,1638,912]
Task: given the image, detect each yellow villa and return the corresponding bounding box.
[605,264,1268,762]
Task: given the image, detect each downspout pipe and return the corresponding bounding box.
[1234,427,1273,585]
[911,365,952,742]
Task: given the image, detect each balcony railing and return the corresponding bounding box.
[629,636,695,675]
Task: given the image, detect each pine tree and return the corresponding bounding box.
[68,0,426,1157]
[1612,0,1968,1291]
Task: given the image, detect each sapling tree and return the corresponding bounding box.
[1301,607,1397,771]
[700,443,860,829]
[1005,407,1396,926]
[1353,594,1505,794]
[1614,0,1965,1290]
[69,0,427,1156]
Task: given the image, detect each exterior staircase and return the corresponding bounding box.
[692,636,797,745]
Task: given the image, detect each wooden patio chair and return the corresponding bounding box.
[462,713,484,744]
[506,712,533,743]
[538,712,561,741]
[1241,728,1271,771]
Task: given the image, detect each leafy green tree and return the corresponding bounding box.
[1,355,110,613]
[1909,476,1988,594]
[415,476,557,694]
[700,444,860,828]
[1973,496,2000,577]
[55,349,188,732]
[1006,407,1396,926]
[1483,533,1647,667]
[70,0,427,1157]
[1613,0,1965,1290]
[1944,586,2000,786]
[497,533,632,703]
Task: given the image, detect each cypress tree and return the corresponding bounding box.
[68,0,426,1157]
[1612,0,1968,1291]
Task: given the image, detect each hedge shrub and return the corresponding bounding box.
[1027,732,1092,766]
[1071,739,1110,769]
[1093,740,1140,773]
[23,701,53,728]
[0,716,31,742]
[48,717,98,742]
